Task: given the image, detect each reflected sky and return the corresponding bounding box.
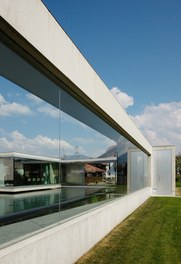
[0,76,116,158]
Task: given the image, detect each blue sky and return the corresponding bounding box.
[42,0,181,152]
[42,0,181,112]
[1,0,181,156]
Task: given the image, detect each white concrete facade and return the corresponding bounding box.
[0,187,151,264]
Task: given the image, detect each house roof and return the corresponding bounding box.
[85,163,105,173]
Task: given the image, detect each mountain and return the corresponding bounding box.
[98,143,127,164]
[62,154,90,160]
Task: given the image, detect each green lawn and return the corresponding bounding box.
[76,197,181,264]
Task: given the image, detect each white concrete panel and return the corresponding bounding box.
[0,187,151,264]
[0,0,152,155]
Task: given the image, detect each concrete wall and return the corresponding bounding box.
[0,187,151,264]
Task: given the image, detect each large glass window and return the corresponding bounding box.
[0,39,150,248]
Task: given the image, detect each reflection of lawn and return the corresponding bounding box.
[176,187,181,196]
[115,184,127,195]
[76,197,181,264]
[176,181,181,187]
[176,181,181,196]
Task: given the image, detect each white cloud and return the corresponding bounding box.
[0,128,117,158]
[26,93,62,120]
[0,94,32,116]
[37,105,59,118]
[110,87,134,109]
[0,130,75,157]
[132,101,181,153]
[70,134,116,157]
[0,94,6,104]
[26,93,43,105]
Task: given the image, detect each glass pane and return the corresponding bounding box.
[0,158,13,187]
[0,39,150,249]
[129,150,149,192]
[0,75,61,246]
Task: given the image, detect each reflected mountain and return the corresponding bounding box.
[62,154,90,160]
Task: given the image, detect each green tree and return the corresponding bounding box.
[176,153,181,182]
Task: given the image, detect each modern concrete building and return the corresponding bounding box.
[0,1,175,263]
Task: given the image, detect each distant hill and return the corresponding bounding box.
[62,141,130,163]
[62,154,91,160]
[98,143,128,164]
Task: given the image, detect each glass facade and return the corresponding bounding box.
[129,150,149,192]
[0,39,150,248]
[0,158,13,187]
[0,155,118,187]
[14,158,60,186]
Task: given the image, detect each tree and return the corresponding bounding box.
[176,153,181,182]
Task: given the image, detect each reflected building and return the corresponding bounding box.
[0,152,117,191]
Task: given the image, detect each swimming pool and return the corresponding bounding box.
[0,186,122,225]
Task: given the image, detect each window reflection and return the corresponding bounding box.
[0,53,150,249]
[0,75,150,194]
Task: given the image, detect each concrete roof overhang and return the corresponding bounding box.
[0,152,117,164]
[0,1,152,155]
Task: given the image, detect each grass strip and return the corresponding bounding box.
[76,197,181,264]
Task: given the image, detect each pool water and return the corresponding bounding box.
[0,186,123,225]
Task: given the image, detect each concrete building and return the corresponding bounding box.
[0,1,175,263]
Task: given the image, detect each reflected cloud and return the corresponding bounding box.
[0,129,75,157]
[26,93,44,105]
[37,105,59,118]
[0,94,32,116]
